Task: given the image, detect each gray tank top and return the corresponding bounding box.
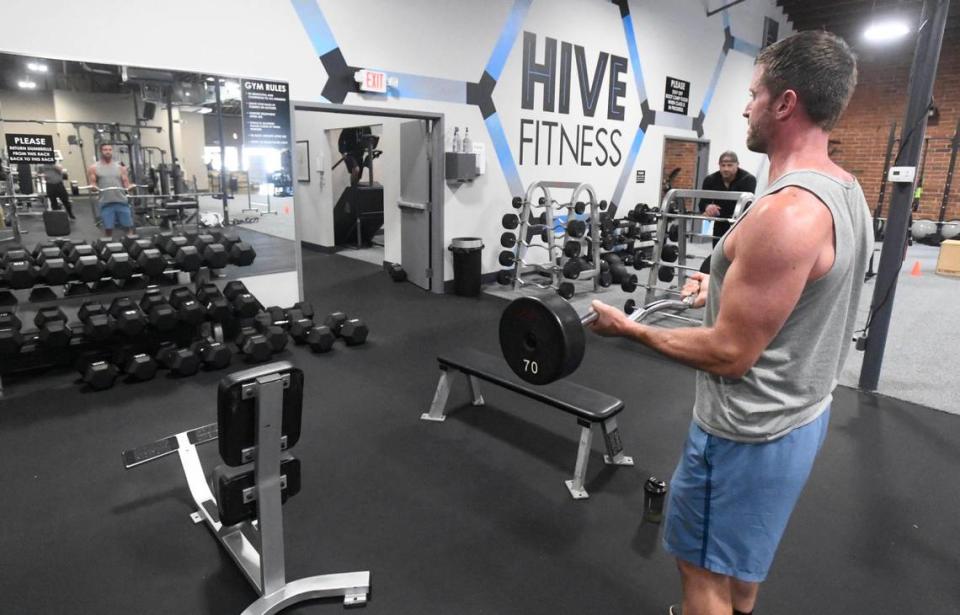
[94,160,128,206]
[694,170,874,442]
[42,165,64,184]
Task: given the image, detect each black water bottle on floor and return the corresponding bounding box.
[643,477,668,523]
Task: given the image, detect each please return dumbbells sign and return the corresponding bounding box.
[5,133,56,163]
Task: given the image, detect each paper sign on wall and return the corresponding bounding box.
[5,133,55,163]
[664,76,690,115]
[240,79,291,148]
[472,142,486,175]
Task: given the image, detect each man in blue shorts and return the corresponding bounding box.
[587,31,872,614]
[87,143,134,239]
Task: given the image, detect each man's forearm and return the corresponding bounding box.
[619,320,740,377]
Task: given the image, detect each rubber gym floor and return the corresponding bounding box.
[1,251,957,614]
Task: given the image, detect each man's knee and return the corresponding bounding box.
[677,558,725,584]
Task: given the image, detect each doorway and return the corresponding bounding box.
[660,137,710,200]
[292,103,444,293]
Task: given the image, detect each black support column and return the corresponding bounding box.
[859,0,951,391]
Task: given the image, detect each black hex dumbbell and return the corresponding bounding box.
[78,302,116,341]
[340,318,369,346]
[196,284,231,323]
[190,338,233,370]
[114,347,158,382]
[96,241,126,260]
[126,238,153,259]
[324,311,348,336]
[228,242,256,266]
[137,248,166,278]
[223,281,260,318]
[108,297,147,337]
[64,243,95,264]
[235,326,272,363]
[174,246,202,272]
[3,251,38,289]
[0,311,24,355]
[34,307,73,348]
[139,289,178,331]
[155,344,201,376]
[34,245,63,265]
[253,313,289,353]
[39,257,70,286]
[169,287,208,326]
[73,255,104,283]
[104,252,134,280]
[161,235,189,256]
[305,325,335,353]
[78,357,119,391]
[288,312,315,344]
[194,235,230,269]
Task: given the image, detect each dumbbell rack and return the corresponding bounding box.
[0,232,256,397]
[644,189,754,305]
[509,180,603,295]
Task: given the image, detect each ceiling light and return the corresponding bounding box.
[864,20,911,43]
[17,80,37,89]
[26,62,48,72]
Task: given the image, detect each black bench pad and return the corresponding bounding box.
[437,348,623,422]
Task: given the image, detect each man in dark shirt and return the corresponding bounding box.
[338,126,373,186]
[698,151,757,245]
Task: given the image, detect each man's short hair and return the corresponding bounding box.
[755,30,857,131]
[99,143,111,151]
[719,151,739,164]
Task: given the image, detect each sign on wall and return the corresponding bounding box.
[5,133,55,163]
[241,79,291,148]
[636,170,646,184]
[664,77,690,115]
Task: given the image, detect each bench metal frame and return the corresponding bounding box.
[422,365,633,500]
[122,364,370,614]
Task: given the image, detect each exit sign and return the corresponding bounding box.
[355,69,387,93]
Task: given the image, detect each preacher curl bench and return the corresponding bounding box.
[122,362,371,614]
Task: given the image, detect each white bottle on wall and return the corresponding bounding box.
[461,128,472,155]
[452,127,461,153]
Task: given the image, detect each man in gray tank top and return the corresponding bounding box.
[588,31,871,615]
[87,143,134,239]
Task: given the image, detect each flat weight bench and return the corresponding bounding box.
[421,347,633,500]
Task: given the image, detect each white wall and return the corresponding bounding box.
[293,111,402,263]
[0,0,792,280]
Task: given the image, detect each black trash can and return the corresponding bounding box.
[449,237,484,297]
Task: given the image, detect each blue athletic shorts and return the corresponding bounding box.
[662,407,830,582]
[100,202,133,230]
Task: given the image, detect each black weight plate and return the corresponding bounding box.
[500,232,517,249]
[498,293,584,386]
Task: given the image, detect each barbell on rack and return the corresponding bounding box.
[498,293,695,385]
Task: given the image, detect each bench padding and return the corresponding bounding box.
[437,348,623,422]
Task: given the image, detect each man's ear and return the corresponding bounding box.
[776,89,799,120]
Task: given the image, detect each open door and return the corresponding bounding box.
[398,120,432,290]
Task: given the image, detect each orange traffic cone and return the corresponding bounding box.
[910,260,922,277]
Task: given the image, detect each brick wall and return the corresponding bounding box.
[662,139,700,194]
[831,31,960,222]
